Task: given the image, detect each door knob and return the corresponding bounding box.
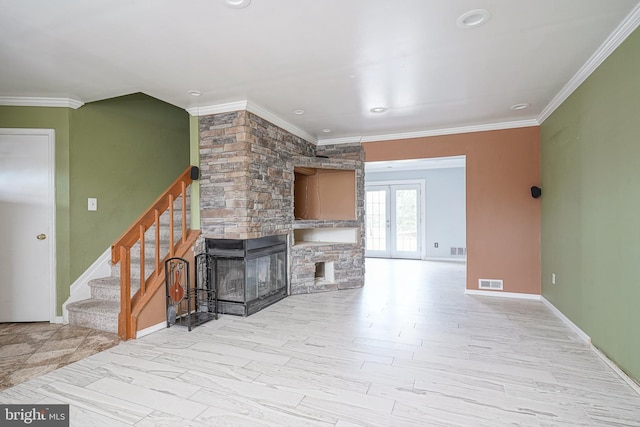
[36,233,46,240]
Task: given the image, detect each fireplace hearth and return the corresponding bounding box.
[205,235,287,316]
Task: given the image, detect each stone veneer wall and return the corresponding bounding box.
[198,111,365,295]
[199,110,314,239]
[290,143,365,294]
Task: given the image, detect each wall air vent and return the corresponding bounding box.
[478,279,503,290]
[451,247,467,256]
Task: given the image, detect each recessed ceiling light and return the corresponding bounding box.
[510,103,530,110]
[322,129,331,133]
[457,9,491,28]
[224,0,251,9]
[187,90,201,97]
[370,107,388,113]
[293,109,305,115]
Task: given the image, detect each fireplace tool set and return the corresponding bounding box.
[165,255,218,331]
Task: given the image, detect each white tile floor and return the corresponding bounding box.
[1,259,639,426]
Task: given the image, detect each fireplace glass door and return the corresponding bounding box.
[207,235,288,316]
[217,259,245,302]
[246,252,286,301]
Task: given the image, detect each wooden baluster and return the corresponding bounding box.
[181,181,187,244]
[118,246,132,340]
[154,209,160,273]
[169,194,175,257]
[139,224,146,295]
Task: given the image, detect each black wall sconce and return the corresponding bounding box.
[530,186,542,199]
[190,166,200,180]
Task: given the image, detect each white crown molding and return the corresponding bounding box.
[186,100,318,145]
[0,96,84,109]
[538,3,640,123]
[186,100,248,116]
[319,119,539,145]
[245,101,317,144]
[317,136,363,146]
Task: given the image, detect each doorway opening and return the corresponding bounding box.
[364,156,466,262]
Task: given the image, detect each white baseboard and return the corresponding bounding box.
[465,289,541,300]
[425,257,467,263]
[53,316,64,324]
[541,296,640,396]
[62,247,112,323]
[136,321,166,339]
[540,296,591,344]
[591,344,640,396]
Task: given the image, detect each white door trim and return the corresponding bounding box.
[366,179,426,259]
[0,128,57,322]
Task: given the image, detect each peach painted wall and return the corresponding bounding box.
[363,126,541,294]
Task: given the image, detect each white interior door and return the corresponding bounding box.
[0,129,55,322]
[366,182,423,259]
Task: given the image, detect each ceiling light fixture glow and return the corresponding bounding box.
[187,90,202,96]
[370,107,388,113]
[293,109,305,115]
[457,9,491,28]
[322,128,331,133]
[224,0,251,9]
[510,103,530,110]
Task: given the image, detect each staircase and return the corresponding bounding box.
[66,220,172,334]
[66,167,199,339]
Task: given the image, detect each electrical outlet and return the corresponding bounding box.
[552,273,556,285]
[88,197,97,211]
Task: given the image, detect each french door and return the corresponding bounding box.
[365,182,423,259]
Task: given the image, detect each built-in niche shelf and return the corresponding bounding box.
[294,166,356,221]
[292,227,359,247]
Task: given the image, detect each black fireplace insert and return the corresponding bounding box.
[205,234,287,316]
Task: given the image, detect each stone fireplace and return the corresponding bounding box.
[197,110,364,313]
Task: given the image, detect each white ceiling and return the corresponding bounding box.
[1,0,639,144]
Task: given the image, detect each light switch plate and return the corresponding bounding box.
[88,197,97,211]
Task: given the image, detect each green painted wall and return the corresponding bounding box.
[0,94,189,315]
[69,93,190,282]
[541,28,640,382]
[0,106,72,315]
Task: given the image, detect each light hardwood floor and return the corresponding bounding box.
[1,259,639,426]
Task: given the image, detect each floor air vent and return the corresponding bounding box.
[478,279,503,290]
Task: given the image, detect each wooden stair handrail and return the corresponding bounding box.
[112,167,194,264]
[112,166,200,340]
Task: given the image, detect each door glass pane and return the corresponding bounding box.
[395,189,417,252]
[366,190,387,251]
